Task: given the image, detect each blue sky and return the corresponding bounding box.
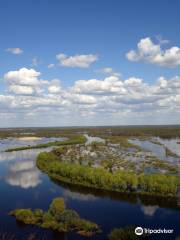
[0,0,180,127]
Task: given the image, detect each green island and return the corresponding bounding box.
[9,197,100,237]
[3,126,180,197]
[36,149,179,197]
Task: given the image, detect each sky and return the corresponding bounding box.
[0,0,180,127]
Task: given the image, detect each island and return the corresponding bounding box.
[10,197,100,237]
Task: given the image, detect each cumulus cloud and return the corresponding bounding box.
[6,48,23,55]
[126,37,180,68]
[48,79,61,94]
[73,76,126,95]
[56,53,98,68]
[9,85,34,95]
[4,68,41,86]
[124,77,143,86]
[98,67,121,77]
[4,68,49,95]
[1,67,180,126]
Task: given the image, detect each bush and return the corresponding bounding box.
[10,209,37,225]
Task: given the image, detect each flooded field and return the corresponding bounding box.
[129,138,180,174]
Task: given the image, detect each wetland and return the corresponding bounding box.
[0,126,180,239]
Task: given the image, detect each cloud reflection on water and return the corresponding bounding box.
[5,160,41,189]
[63,189,97,202]
[141,205,159,217]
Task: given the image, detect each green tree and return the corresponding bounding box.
[48,198,66,220]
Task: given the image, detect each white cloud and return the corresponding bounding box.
[98,67,121,77]
[4,68,49,96]
[48,79,61,94]
[6,48,23,55]
[48,85,60,94]
[56,53,98,68]
[73,76,126,95]
[126,37,180,68]
[4,68,41,86]
[9,85,34,95]
[47,63,55,68]
[124,77,143,86]
[71,94,97,105]
[1,67,180,126]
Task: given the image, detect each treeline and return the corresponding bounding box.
[105,126,180,138]
[10,197,100,237]
[0,127,85,139]
[37,152,180,197]
[1,125,180,139]
[5,135,86,152]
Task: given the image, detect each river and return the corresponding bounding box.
[0,137,179,239]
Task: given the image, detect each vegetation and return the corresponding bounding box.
[10,197,100,237]
[105,136,140,149]
[1,125,180,139]
[150,159,178,174]
[165,147,179,157]
[102,125,180,138]
[5,135,86,152]
[108,226,149,240]
[36,151,180,197]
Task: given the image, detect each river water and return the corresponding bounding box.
[0,137,179,240]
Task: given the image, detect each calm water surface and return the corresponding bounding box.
[130,138,180,164]
[0,138,179,240]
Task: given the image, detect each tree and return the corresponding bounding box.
[48,198,66,220]
[108,226,149,240]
